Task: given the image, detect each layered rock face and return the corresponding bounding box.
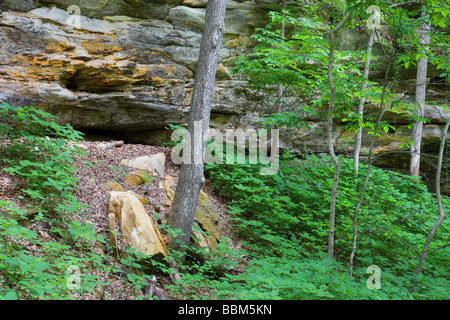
[0,0,271,144]
[0,0,448,191]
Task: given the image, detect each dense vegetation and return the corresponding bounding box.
[204,154,449,299]
[0,103,100,299]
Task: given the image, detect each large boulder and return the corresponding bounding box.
[107,191,168,261]
[195,189,222,250]
[121,153,166,178]
[124,169,154,186]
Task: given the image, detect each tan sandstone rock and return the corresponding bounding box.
[103,181,125,191]
[108,191,168,261]
[121,153,165,178]
[124,169,153,186]
[165,187,221,251]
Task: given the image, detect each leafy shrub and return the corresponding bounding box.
[212,253,420,300]
[0,103,110,299]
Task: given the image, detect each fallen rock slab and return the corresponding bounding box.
[108,191,168,261]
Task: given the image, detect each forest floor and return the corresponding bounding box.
[0,140,238,299]
[71,141,231,243]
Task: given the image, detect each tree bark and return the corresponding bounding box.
[413,118,449,276]
[326,13,349,260]
[276,0,287,114]
[349,58,393,276]
[354,28,374,174]
[409,6,430,176]
[167,0,227,257]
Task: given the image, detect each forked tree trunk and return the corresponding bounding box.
[410,7,430,176]
[168,0,227,256]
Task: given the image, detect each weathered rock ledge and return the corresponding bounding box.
[0,1,448,192]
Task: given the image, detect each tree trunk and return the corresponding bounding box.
[349,58,393,276]
[276,0,287,114]
[167,0,227,256]
[413,118,449,276]
[409,7,430,176]
[354,28,374,174]
[326,13,349,260]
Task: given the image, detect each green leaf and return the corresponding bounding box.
[3,291,18,300]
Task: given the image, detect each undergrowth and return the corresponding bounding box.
[204,152,449,299]
[0,103,154,299]
[0,102,105,299]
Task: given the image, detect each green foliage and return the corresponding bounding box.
[0,103,109,299]
[232,8,331,114]
[212,253,421,300]
[232,3,395,140]
[222,1,449,299]
[162,0,450,300]
[444,138,450,197]
[205,153,449,299]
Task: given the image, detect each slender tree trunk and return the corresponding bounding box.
[168,0,227,256]
[413,118,449,276]
[276,0,287,114]
[410,6,430,176]
[349,58,393,276]
[326,13,349,260]
[354,28,375,174]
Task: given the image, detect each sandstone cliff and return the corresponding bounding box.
[0,0,448,191]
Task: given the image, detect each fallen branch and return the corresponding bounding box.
[143,276,172,300]
[169,257,182,284]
